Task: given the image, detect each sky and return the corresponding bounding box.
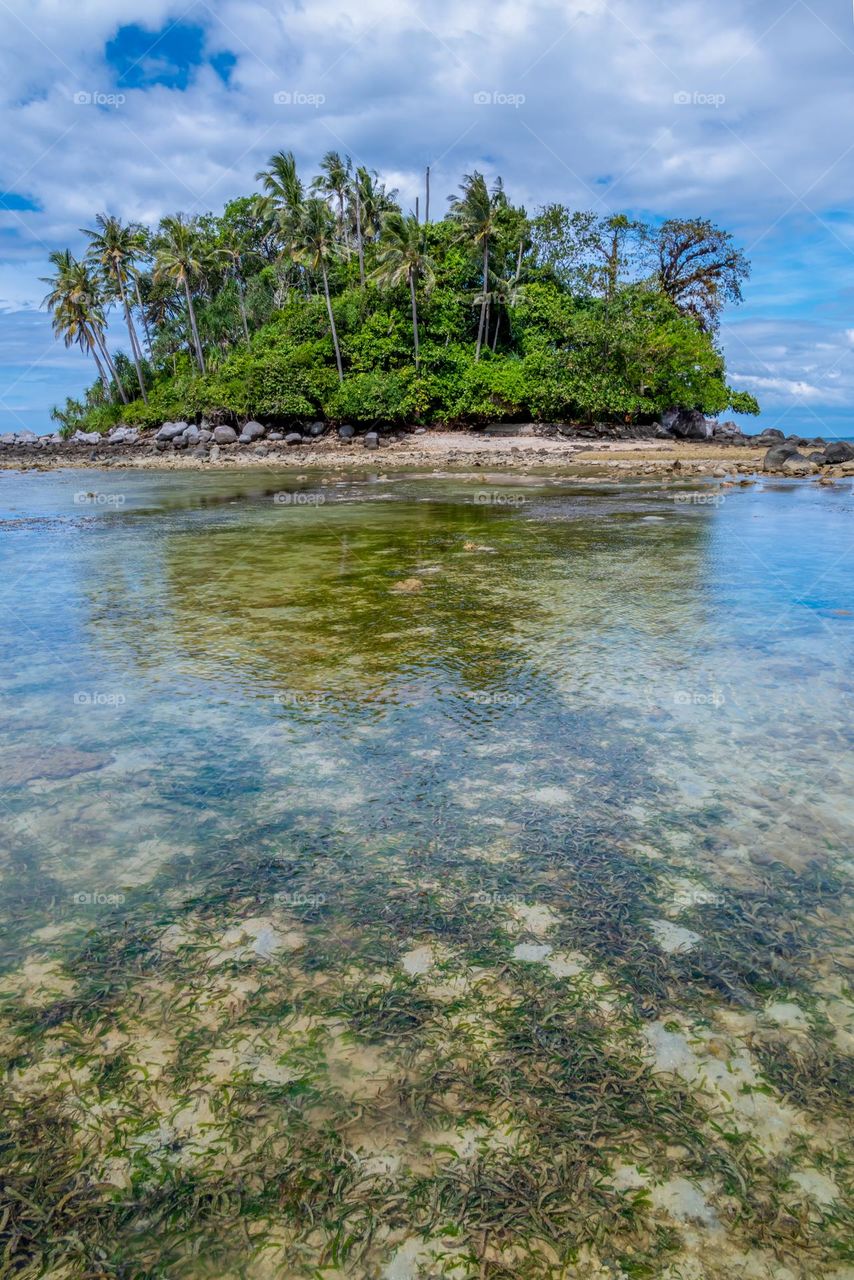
[1,0,853,438]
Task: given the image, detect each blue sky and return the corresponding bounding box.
[1,0,853,437]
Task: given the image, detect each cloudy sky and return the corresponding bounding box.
[1,0,853,436]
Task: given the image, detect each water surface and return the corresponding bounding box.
[0,467,851,1279]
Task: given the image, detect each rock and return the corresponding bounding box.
[754,428,785,442]
[213,425,238,445]
[711,420,742,440]
[155,438,170,452]
[71,430,101,444]
[238,420,265,443]
[4,747,112,786]
[268,432,284,441]
[285,432,303,445]
[14,430,40,445]
[661,409,715,440]
[822,441,854,464]
[364,432,379,449]
[106,425,138,444]
[414,427,426,435]
[172,434,188,449]
[712,466,729,478]
[781,454,815,476]
[183,425,201,445]
[209,444,221,461]
[198,429,213,443]
[338,424,355,439]
[190,445,209,459]
[308,422,326,437]
[807,451,825,463]
[155,421,188,441]
[763,441,801,471]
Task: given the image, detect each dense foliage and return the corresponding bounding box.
[44,155,759,435]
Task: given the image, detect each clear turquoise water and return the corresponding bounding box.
[0,466,851,1278]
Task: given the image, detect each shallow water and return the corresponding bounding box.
[0,466,851,1279]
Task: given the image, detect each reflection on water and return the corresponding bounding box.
[0,467,851,1279]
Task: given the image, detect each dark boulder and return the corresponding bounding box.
[308,421,326,437]
[823,441,854,464]
[285,432,303,446]
[661,409,715,440]
[364,432,379,449]
[213,425,238,445]
[338,424,355,439]
[763,441,802,471]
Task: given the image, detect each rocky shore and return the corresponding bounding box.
[2,414,853,480]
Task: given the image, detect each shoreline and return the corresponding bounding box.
[0,431,817,479]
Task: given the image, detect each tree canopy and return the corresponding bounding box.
[43,154,759,436]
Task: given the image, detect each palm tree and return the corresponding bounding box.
[218,227,254,344]
[353,168,400,242]
[82,214,149,402]
[292,198,344,382]
[154,215,208,374]
[41,250,128,403]
[372,213,435,371]
[256,150,305,244]
[448,172,505,360]
[312,151,351,247]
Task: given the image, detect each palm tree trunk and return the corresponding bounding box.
[88,339,110,395]
[425,166,430,223]
[183,277,206,374]
[237,278,250,343]
[321,261,343,382]
[515,239,523,284]
[354,191,365,288]
[93,331,129,404]
[475,237,488,360]
[134,277,153,355]
[118,278,148,402]
[409,269,420,372]
[491,309,500,351]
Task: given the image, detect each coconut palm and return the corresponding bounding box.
[256,150,305,245]
[153,215,208,373]
[372,212,435,371]
[353,168,400,242]
[292,198,344,382]
[82,214,149,402]
[312,151,351,247]
[448,172,505,360]
[41,250,128,403]
[218,227,255,344]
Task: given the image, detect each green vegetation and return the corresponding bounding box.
[43,152,760,435]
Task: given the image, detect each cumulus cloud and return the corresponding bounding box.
[2,0,853,432]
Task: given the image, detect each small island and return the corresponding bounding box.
[39,152,762,441]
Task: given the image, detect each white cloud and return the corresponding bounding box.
[2,0,854,431]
